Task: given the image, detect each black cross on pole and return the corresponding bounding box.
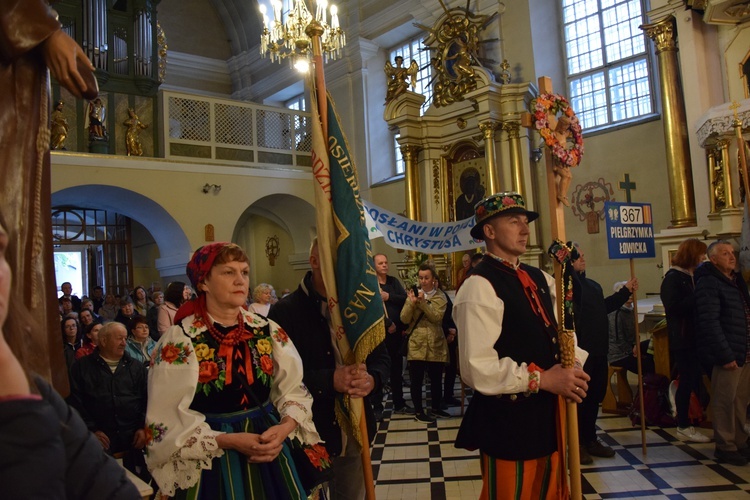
[619,174,636,203]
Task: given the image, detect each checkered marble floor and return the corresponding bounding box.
[370,387,750,499]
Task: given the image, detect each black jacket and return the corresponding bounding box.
[572,271,631,356]
[67,350,147,454]
[268,272,390,457]
[695,262,750,366]
[0,375,140,499]
[380,274,407,333]
[660,267,698,352]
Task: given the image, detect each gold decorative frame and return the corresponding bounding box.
[439,141,485,288]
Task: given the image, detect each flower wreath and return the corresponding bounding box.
[531,93,584,168]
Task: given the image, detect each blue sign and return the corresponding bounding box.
[604,202,656,259]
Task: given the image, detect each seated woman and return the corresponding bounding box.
[145,243,326,498]
[76,321,103,360]
[607,281,654,375]
[249,283,273,316]
[97,293,118,321]
[61,316,82,373]
[125,316,156,366]
[131,286,153,317]
[400,261,450,424]
[0,211,139,498]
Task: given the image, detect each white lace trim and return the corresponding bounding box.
[281,402,322,445]
[150,424,225,496]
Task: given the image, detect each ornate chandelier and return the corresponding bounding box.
[259,0,346,68]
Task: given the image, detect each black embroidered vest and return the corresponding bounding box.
[455,257,561,460]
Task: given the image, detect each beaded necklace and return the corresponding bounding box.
[201,311,254,385]
[203,311,248,346]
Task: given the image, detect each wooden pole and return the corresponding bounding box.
[308,21,376,500]
[630,258,647,455]
[535,76,582,500]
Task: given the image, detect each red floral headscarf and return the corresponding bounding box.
[175,242,242,324]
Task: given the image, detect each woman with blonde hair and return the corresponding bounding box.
[249,282,274,316]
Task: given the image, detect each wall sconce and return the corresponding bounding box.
[202,183,221,194]
[265,235,280,266]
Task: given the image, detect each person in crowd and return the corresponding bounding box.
[151,290,164,307]
[124,316,156,366]
[268,238,389,500]
[91,285,105,312]
[401,261,450,423]
[695,240,750,465]
[76,321,103,360]
[373,253,411,415]
[608,281,654,375]
[62,316,82,373]
[68,321,148,479]
[79,307,97,329]
[145,242,324,498]
[456,253,471,289]
[59,281,82,312]
[157,281,188,338]
[60,296,77,319]
[114,296,139,325]
[249,283,274,316]
[81,297,96,314]
[438,276,460,407]
[454,192,590,498]
[463,252,483,282]
[98,293,119,321]
[131,285,153,317]
[660,238,711,443]
[146,290,163,338]
[0,208,139,498]
[569,241,637,465]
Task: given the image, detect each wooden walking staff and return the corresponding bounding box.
[307,20,376,500]
[522,76,582,500]
[619,177,648,456]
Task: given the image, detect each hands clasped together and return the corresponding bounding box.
[216,416,297,463]
[334,363,374,398]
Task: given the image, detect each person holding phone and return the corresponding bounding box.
[400,261,449,423]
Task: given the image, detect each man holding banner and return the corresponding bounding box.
[454,192,590,499]
[269,240,389,499]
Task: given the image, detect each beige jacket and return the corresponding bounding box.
[400,289,449,363]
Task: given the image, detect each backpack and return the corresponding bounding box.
[629,373,676,427]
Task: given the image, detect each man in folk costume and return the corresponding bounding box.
[453,192,590,499]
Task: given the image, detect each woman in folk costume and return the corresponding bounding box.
[145,242,327,499]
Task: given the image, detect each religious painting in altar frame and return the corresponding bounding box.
[440,141,486,288]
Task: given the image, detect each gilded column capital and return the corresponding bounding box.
[641,16,676,53]
[714,138,732,149]
[479,120,500,140]
[502,121,521,139]
[399,144,421,161]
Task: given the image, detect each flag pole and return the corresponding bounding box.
[630,258,647,455]
[307,19,376,500]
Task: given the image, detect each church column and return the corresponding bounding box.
[641,15,697,227]
[401,144,422,221]
[479,120,501,195]
[717,139,735,209]
[502,121,526,196]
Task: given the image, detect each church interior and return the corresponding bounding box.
[26,0,750,497]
